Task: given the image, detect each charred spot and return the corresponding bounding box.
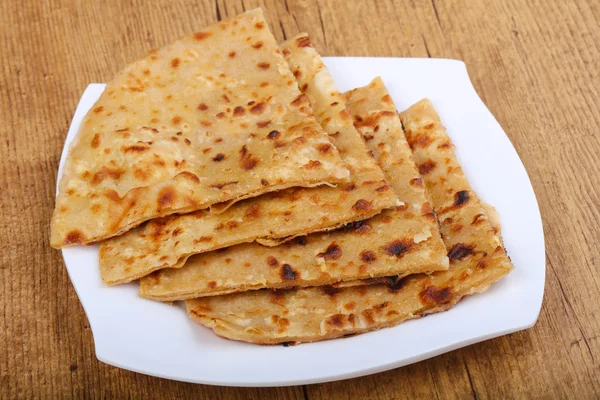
[91,133,101,148]
[330,101,339,106]
[447,243,475,260]
[194,31,212,40]
[352,199,373,212]
[301,83,308,91]
[261,179,269,186]
[387,276,409,293]
[419,286,452,305]
[317,242,342,260]
[251,41,263,49]
[360,250,377,263]
[250,102,266,114]
[257,120,271,128]
[267,130,280,139]
[257,62,270,69]
[158,186,176,209]
[418,160,436,175]
[293,236,307,246]
[374,301,390,311]
[293,69,302,78]
[341,220,371,235]
[212,153,225,162]
[280,264,299,280]
[266,256,279,267]
[454,191,470,208]
[239,145,258,170]
[296,36,311,47]
[383,239,412,258]
[317,143,332,154]
[322,286,341,297]
[233,106,245,116]
[64,230,86,245]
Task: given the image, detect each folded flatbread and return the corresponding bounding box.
[185,98,514,344]
[99,34,398,285]
[50,9,350,248]
[139,76,447,300]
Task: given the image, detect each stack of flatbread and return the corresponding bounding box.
[51,9,513,344]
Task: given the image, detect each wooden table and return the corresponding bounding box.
[1,0,598,398]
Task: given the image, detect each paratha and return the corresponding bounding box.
[99,35,399,285]
[185,98,513,344]
[139,76,447,300]
[50,9,350,248]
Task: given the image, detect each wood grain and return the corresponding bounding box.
[1,0,598,398]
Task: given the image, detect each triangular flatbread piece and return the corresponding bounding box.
[185,97,513,344]
[140,76,448,300]
[99,34,398,285]
[50,9,349,248]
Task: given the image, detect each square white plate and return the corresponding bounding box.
[59,57,545,387]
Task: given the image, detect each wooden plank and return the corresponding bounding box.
[0,0,598,398]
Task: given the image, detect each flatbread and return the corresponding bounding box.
[99,35,399,285]
[185,98,513,344]
[140,76,448,300]
[50,9,350,248]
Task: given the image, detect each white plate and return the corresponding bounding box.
[59,58,545,387]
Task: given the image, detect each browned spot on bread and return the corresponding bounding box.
[64,230,85,245]
[91,166,122,185]
[194,31,212,40]
[290,94,308,106]
[261,179,269,186]
[193,236,212,244]
[282,48,290,56]
[222,94,230,103]
[251,41,263,49]
[172,227,183,237]
[383,239,412,258]
[472,213,486,225]
[344,301,356,311]
[360,250,377,263]
[376,184,390,192]
[388,276,409,293]
[322,286,341,297]
[424,123,435,130]
[374,301,390,311]
[418,160,436,175]
[158,186,176,209]
[103,189,120,202]
[257,62,270,69]
[244,204,261,220]
[267,130,280,139]
[171,116,182,125]
[228,51,236,58]
[122,144,149,153]
[93,106,104,113]
[176,171,200,184]
[381,94,392,104]
[257,120,271,128]
[233,106,245,116]
[454,190,470,207]
[255,22,265,29]
[448,243,474,260]
[410,133,433,149]
[317,242,342,260]
[91,133,101,148]
[317,143,332,154]
[477,260,487,269]
[209,181,238,190]
[438,141,452,149]
[250,102,266,114]
[90,204,101,214]
[421,202,432,215]
[212,153,225,162]
[280,264,298,280]
[293,236,307,246]
[352,199,373,211]
[171,58,180,68]
[239,145,258,170]
[410,177,424,188]
[293,69,302,78]
[198,103,208,111]
[353,110,396,128]
[304,160,322,169]
[419,286,452,305]
[296,36,311,47]
[208,281,217,289]
[344,183,356,191]
[266,256,279,267]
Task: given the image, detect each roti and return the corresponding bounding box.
[50,9,350,248]
[99,35,399,285]
[139,76,448,300]
[185,98,513,344]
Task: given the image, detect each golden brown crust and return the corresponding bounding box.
[51,10,350,248]
[185,95,513,344]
